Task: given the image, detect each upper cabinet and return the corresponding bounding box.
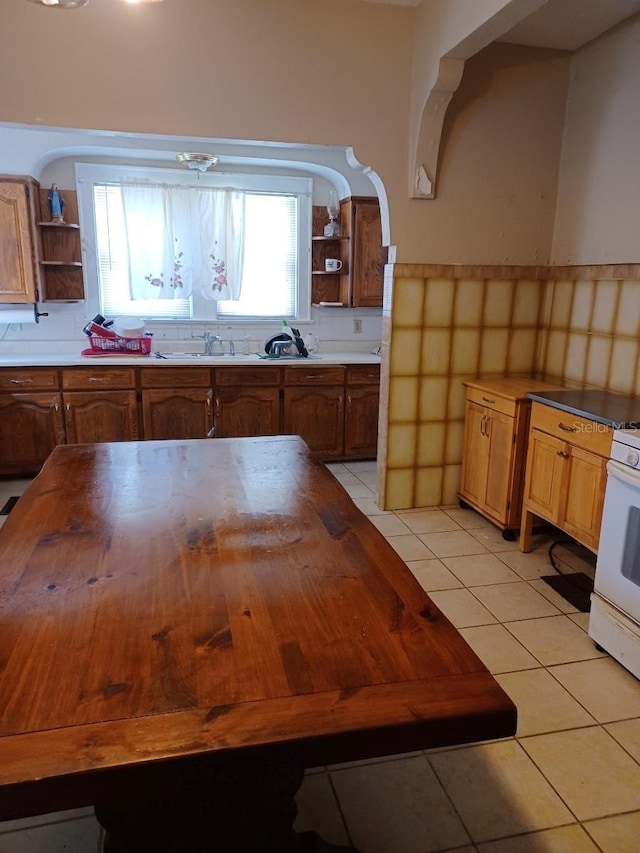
[0,177,40,303]
[37,187,85,302]
[311,196,386,309]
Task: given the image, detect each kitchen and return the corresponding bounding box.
[1,0,640,850]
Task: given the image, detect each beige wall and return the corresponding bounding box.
[552,16,640,264]
[0,0,570,266]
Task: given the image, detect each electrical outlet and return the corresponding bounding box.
[353,319,362,334]
[9,324,22,333]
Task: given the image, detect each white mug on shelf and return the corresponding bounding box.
[325,258,343,272]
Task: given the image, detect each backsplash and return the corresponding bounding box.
[379,263,640,511]
[0,303,382,356]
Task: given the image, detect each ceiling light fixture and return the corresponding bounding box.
[26,0,162,7]
[26,0,89,7]
[176,153,220,173]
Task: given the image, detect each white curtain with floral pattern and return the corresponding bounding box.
[121,181,245,302]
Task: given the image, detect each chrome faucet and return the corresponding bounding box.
[193,331,222,355]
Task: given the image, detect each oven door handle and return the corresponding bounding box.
[606,459,640,489]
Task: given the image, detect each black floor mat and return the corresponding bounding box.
[0,496,20,516]
[541,572,593,613]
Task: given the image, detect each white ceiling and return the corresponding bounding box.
[497,0,640,51]
[360,0,640,51]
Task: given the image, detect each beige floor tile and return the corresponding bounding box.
[527,578,580,615]
[398,509,462,534]
[605,718,640,763]
[429,740,573,843]
[477,824,599,852]
[406,559,463,592]
[459,625,538,674]
[428,589,498,628]
[568,612,590,632]
[0,815,101,852]
[352,498,391,516]
[418,530,489,558]
[325,463,349,474]
[469,527,520,553]
[505,615,606,666]
[583,811,640,853]
[496,548,555,581]
[294,771,350,847]
[344,461,378,473]
[355,470,378,487]
[520,727,640,821]
[332,471,364,486]
[386,534,435,562]
[495,669,595,736]
[331,755,471,853]
[471,583,561,622]
[343,483,376,500]
[368,514,412,536]
[443,554,521,587]
[550,657,640,723]
[442,507,495,529]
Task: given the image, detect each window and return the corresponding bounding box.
[76,164,312,322]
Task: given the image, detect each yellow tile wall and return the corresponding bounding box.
[380,266,544,510]
[379,264,640,512]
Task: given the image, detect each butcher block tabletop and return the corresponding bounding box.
[0,436,516,819]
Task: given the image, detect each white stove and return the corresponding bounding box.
[589,428,640,680]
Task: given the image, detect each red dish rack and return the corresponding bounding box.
[89,336,152,355]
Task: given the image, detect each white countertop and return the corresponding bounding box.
[0,351,381,368]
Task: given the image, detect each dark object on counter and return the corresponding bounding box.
[264,333,292,355]
[83,315,115,337]
[290,327,308,357]
[526,389,640,429]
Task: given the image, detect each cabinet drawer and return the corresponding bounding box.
[346,365,380,386]
[0,368,58,392]
[139,367,211,388]
[62,368,136,390]
[466,386,516,418]
[530,402,613,457]
[215,366,281,386]
[284,366,345,386]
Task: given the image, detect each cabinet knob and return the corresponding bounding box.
[556,450,570,458]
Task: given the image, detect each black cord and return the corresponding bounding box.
[548,539,577,576]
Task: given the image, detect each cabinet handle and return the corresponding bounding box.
[10,378,32,385]
[558,422,578,432]
[66,403,71,411]
[53,402,59,412]
[556,450,570,458]
[481,396,496,404]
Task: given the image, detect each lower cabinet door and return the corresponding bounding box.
[142,388,213,440]
[522,428,566,524]
[64,391,140,443]
[283,386,344,458]
[344,386,379,458]
[0,392,65,474]
[483,410,515,522]
[214,387,280,438]
[561,446,607,551]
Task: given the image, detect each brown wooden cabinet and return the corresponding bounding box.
[140,367,213,440]
[61,367,139,444]
[344,365,380,459]
[458,377,564,537]
[311,198,385,308]
[520,402,611,553]
[344,197,386,308]
[0,393,64,475]
[214,367,281,438]
[283,366,345,458]
[36,188,84,302]
[0,177,40,303]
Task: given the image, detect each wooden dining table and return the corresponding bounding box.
[0,436,516,852]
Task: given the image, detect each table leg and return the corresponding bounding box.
[94,754,361,853]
